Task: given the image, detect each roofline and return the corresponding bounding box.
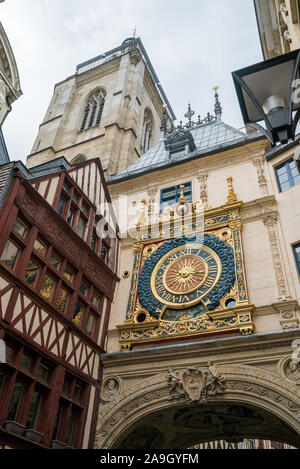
[107,133,266,186]
[76,37,176,121]
[266,135,300,161]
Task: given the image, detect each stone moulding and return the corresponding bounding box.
[95,364,300,449]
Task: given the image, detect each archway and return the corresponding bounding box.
[113,401,299,449]
[95,364,300,449]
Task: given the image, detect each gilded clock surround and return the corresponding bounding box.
[118,197,254,351]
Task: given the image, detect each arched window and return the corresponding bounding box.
[141,109,153,152]
[80,89,106,132]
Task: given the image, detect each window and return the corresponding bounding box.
[141,109,153,152]
[6,381,24,421]
[52,374,86,447]
[160,182,192,212]
[73,302,84,326]
[13,219,28,238]
[0,239,21,271]
[26,390,42,430]
[1,336,90,447]
[24,259,41,287]
[170,147,185,158]
[56,194,68,217]
[56,177,90,241]
[40,274,56,301]
[275,158,300,192]
[294,244,300,275]
[80,89,106,132]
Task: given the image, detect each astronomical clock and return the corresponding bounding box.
[118,185,254,351]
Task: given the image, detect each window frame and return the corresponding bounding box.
[275,157,300,192]
[293,243,300,276]
[160,182,192,212]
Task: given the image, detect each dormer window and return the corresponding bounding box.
[169,147,185,159]
[164,128,196,159]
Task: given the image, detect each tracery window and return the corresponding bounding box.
[80,89,106,132]
[141,108,153,152]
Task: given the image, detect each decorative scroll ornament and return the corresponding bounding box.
[168,366,225,402]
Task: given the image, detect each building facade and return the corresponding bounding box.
[0,157,119,449]
[94,92,300,449]
[254,0,300,59]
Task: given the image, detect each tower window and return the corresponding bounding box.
[80,89,106,132]
[141,109,153,152]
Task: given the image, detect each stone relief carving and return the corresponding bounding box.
[279,356,300,384]
[197,169,208,204]
[95,364,300,449]
[262,209,289,299]
[101,377,121,402]
[251,153,268,197]
[168,366,225,402]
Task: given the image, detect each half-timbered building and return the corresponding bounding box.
[0,156,119,449]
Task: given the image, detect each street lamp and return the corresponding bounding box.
[232,49,300,146]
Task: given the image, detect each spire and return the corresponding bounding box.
[213,86,222,121]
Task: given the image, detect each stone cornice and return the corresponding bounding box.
[101,328,300,368]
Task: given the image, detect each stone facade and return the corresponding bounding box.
[96,111,300,448]
[27,38,173,176]
[254,0,300,59]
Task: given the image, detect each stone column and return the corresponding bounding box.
[252,152,268,197]
[262,209,290,300]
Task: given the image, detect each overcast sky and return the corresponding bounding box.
[1,0,263,164]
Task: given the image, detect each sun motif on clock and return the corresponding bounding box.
[150,243,222,310]
[164,255,208,294]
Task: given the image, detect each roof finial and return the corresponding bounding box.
[213,86,222,121]
[185,103,195,128]
[132,26,137,38]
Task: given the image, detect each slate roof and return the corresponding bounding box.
[107,120,264,184]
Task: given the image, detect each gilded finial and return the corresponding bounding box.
[179,185,185,203]
[227,177,237,204]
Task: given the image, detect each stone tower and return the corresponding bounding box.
[27,37,175,176]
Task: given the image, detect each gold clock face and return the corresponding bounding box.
[164,255,208,295]
[151,244,222,309]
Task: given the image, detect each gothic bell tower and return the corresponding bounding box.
[27,37,175,176]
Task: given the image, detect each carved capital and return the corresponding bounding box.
[273,300,300,330]
[262,209,278,227]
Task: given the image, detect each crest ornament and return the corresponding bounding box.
[168,366,225,402]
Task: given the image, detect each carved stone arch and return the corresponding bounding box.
[79,87,107,132]
[70,154,87,165]
[95,364,300,449]
[141,107,154,152]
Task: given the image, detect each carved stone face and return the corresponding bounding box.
[182,369,204,401]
